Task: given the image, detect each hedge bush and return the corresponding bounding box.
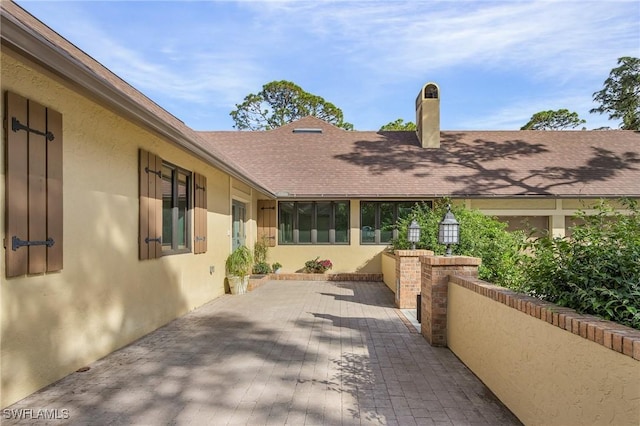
[520,199,640,329]
[391,199,640,330]
[390,200,525,288]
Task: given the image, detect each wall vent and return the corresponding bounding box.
[292,128,323,134]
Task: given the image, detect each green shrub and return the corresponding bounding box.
[521,199,640,329]
[390,200,526,288]
[254,238,268,264]
[225,245,253,278]
[252,261,271,275]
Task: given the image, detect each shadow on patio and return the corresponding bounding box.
[4,280,521,425]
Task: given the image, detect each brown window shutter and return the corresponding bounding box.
[5,92,63,277]
[139,149,162,260]
[6,92,29,277]
[257,200,277,247]
[46,108,63,271]
[193,172,207,254]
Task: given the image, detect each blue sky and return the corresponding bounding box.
[15,0,640,131]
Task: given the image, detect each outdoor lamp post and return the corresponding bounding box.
[407,220,421,250]
[438,205,460,256]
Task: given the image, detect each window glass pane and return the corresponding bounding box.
[397,202,415,221]
[162,165,173,250]
[316,202,331,243]
[279,202,294,244]
[335,201,349,243]
[380,202,395,243]
[177,172,188,249]
[361,202,376,243]
[232,202,246,250]
[297,203,313,243]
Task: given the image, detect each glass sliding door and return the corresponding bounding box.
[232,200,246,251]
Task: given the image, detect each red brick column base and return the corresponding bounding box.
[394,250,434,309]
[420,256,481,346]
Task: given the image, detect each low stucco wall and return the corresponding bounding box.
[447,278,640,426]
[269,244,384,274]
[381,251,396,293]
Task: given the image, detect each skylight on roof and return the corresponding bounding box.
[292,128,323,134]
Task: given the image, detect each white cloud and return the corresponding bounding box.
[15,0,638,130]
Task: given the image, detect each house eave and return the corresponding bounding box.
[0,7,275,199]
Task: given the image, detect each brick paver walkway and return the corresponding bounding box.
[5,281,521,425]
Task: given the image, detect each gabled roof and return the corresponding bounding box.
[3,1,639,200]
[200,116,640,198]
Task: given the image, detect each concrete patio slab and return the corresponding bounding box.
[4,280,521,425]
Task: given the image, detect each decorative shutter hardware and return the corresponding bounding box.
[12,117,55,141]
[12,236,55,251]
[261,206,276,210]
[195,236,206,242]
[145,237,162,244]
[145,166,161,177]
[195,184,205,191]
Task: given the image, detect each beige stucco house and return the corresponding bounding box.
[2,1,639,407]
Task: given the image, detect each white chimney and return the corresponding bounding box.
[416,82,440,148]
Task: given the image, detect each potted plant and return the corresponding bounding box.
[272,262,283,274]
[225,245,253,294]
[303,257,332,273]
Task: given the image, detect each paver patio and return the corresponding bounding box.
[4,280,521,425]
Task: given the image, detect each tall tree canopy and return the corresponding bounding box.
[380,118,417,131]
[591,57,640,130]
[521,109,586,130]
[230,80,353,130]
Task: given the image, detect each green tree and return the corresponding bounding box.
[591,56,640,130]
[230,80,353,130]
[521,109,586,130]
[380,118,417,131]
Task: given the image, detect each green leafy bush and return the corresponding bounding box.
[252,261,271,275]
[391,200,526,288]
[304,257,333,273]
[521,199,640,329]
[225,245,253,278]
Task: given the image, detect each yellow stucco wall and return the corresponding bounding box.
[381,251,396,293]
[447,283,640,426]
[0,50,240,407]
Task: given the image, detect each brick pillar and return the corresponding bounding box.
[420,255,481,346]
[394,250,434,309]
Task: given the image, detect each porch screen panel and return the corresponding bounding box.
[278,202,294,244]
[379,202,395,243]
[361,202,375,243]
[297,203,313,243]
[5,92,63,277]
[316,202,331,243]
[335,202,349,243]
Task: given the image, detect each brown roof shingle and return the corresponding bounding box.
[200,116,640,198]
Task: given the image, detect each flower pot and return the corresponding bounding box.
[228,275,249,295]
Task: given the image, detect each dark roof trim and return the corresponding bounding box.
[1,5,275,198]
